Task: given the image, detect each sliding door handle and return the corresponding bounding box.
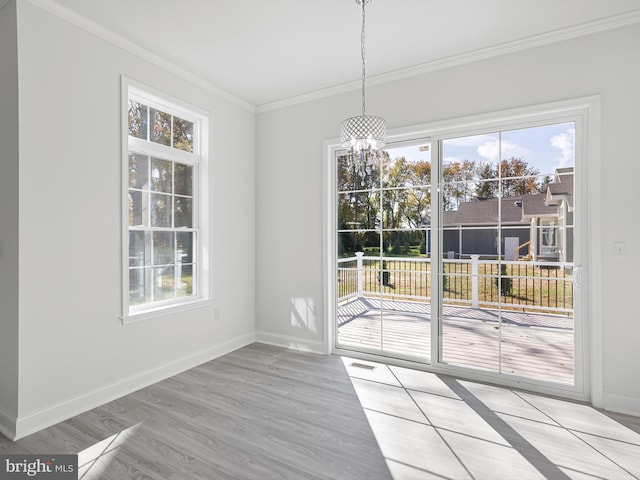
[571,266,582,289]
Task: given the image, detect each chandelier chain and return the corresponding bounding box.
[361,0,366,117]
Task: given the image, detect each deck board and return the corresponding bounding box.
[337,297,574,384]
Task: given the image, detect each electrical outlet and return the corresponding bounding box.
[213,308,220,320]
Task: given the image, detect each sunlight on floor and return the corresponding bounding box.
[77,422,142,480]
[341,356,640,480]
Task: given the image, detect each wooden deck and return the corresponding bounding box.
[337,297,574,385]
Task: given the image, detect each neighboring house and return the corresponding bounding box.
[439,168,574,262]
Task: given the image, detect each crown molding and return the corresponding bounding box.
[21,1,640,115]
[26,0,255,113]
[256,9,640,113]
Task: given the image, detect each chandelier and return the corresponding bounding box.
[340,0,385,168]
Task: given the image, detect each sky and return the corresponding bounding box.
[386,122,575,178]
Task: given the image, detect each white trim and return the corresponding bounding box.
[0,405,16,441]
[323,140,339,356]
[586,98,603,408]
[13,333,254,440]
[257,10,640,113]
[26,0,254,113]
[255,332,326,355]
[122,299,214,325]
[121,76,211,320]
[603,392,640,417]
[24,0,639,114]
[334,346,589,402]
[325,96,601,401]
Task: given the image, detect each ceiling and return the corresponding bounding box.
[38,0,640,109]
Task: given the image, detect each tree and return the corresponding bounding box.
[475,157,541,199]
[499,157,541,196]
[475,162,498,199]
[443,159,476,209]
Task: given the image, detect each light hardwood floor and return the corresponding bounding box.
[1,343,639,479]
[0,344,391,479]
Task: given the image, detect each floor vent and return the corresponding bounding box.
[351,362,376,370]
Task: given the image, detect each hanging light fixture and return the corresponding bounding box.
[340,0,385,163]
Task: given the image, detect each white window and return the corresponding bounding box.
[123,80,209,320]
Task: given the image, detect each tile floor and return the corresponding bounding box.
[342,356,640,480]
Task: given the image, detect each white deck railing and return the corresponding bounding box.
[337,253,574,314]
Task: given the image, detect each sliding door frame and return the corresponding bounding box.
[324,96,601,403]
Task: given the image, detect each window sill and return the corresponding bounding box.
[121,299,213,325]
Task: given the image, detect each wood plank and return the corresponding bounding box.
[338,297,574,384]
[0,344,392,480]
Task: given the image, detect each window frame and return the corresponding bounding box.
[121,77,211,323]
[325,95,600,401]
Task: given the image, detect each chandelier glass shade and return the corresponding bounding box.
[340,114,386,152]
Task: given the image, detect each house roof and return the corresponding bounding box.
[547,168,574,209]
[426,168,575,227]
[443,197,526,226]
[521,193,558,218]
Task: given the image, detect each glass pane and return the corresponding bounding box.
[174,163,193,196]
[177,264,193,297]
[128,190,146,227]
[441,133,501,206]
[441,313,499,372]
[381,247,430,299]
[336,233,382,352]
[383,143,431,188]
[337,191,379,232]
[153,231,174,265]
[150,193,171,227]
[128,100,148,140]
[173,116,194,153]
[151,108,171,146]
[501,122,575,177]
[337,153,381,192]
[129,231,150,267]
[174,196,193,228]
[499,158,546,197]
[129,153,149,189]
[441,227,499,258]
[151,158,173,193]
[177,232,193,264]
[500,322,573,383]
[153,266,175,301]
[383,230,423,258]
[129,268,151,305]
[474,175,499,201]
[382,187,430,230]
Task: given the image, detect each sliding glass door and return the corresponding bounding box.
[332,105,587,394]
[336,141,432,361]
[437,122,577,384]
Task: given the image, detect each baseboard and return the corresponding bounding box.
[254,331,326,354]
[14,332,255,440]
[0,405,16,440]
[603,392,640,417]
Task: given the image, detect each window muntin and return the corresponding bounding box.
[125,86,205,317]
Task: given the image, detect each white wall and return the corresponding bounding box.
[0,0,20,438]
[256,24,640,414]
[12,1,255,438]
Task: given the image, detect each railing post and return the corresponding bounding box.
[471,254,479,308]
[355,252,364,297]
